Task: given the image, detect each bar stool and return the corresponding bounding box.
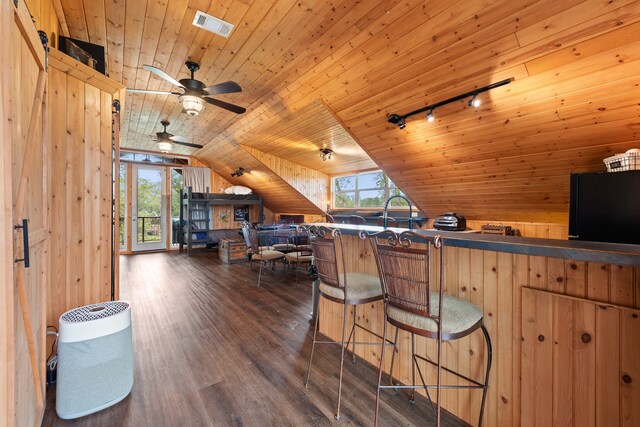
[304,225,394,420]
[284,229,313,279]
[242,224,285,285]
[366,229,492,427]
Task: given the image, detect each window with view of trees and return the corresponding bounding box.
[332,171,409,208]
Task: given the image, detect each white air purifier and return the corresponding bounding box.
[56,301,134,419]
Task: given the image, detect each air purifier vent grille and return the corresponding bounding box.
[61,301,130,322]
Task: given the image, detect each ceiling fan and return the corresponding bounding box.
[127,61,246,116]
[153,120,203,152]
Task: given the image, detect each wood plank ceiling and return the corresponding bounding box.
[58,0,640,221]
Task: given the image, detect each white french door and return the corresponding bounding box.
[131,164,166,252]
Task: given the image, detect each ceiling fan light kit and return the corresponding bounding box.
[127,61,246,116]
[179,95,205,116]
[152,120,203,152]
[157,140,173,152]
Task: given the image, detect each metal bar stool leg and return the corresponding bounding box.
[436,327,443,427]
[304,304,320,388]
[410,333,416,404]
[374,318,388,427]
[387,327,399,387]
[257,260,264,285]
[335,302,349,420]
[351,306,357,363]
[478,324,493,427]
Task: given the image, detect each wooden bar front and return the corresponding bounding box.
[318,232,640,426]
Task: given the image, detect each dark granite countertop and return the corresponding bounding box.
[306,223,640,267]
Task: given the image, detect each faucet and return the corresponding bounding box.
[383,195,413,230]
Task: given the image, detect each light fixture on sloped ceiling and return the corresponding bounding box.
[319,148,334,161]
[231,167,245,177]
[388,78,512,128]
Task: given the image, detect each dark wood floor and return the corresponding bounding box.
[43,250,468,426]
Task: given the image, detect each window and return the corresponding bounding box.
[120,151,189,166]
[332,171,409,209]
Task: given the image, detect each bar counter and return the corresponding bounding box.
[309,223,640,426]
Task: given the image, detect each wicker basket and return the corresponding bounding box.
[603,149,640,172]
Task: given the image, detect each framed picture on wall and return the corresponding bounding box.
[234,205,249,221]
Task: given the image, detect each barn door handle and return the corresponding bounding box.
[14,219,30,268]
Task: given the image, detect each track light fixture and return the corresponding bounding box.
[388,78,512,129]
[231,167,244,177]
[319,148,334,161]
[469,93,481,108]
[426,109,435,123]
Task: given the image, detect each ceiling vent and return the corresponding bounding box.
[192,11,234,38]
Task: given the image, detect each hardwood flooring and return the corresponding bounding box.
[42,251,468,426]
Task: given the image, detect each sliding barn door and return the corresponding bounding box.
[1,1,49,426]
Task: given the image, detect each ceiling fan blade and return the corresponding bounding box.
[203,97,246,114]
[173,140,204,149]
[169,135,189,143]
[204,81,242,95]
[127,88,176,95]
[143,64,185,88]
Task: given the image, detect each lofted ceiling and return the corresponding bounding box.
[57,0,640,221]
[238,100,376,175]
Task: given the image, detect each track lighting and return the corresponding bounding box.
[469,93,481,108]
[319,148,334,161]
[388,78,512,129]
[426,109,435,123]
[231,167,244,177]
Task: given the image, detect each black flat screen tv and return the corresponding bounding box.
[569,170,640,245]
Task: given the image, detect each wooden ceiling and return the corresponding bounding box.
[239,100,376,175]
[57,0,640,221]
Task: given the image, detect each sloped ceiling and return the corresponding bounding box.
[58,0,640,221]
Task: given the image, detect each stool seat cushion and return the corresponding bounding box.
[320,273,382,302]
[253,250,285,261]
[284,252,314,263]
[272,243,296,251]
[386,293,482,336]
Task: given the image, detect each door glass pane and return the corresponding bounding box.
[119,164,126,249]
[170,169,183,246]
[137,168,163,244]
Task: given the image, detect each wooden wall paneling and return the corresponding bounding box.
[552,295,574,426]
[521,288,554,427]
[101,91,113,298]
[620,310,640,426]
[587,263,610,303]
[24,0,61,44]
[596,305,620,427]
[48,67,67,337]
[84,83,101,303]
[520,289,640,426]
[496,252,514,426]
[0,0,14,423]
[47,66,120,332]
[66,73,86,325]
[242,145,329,212]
